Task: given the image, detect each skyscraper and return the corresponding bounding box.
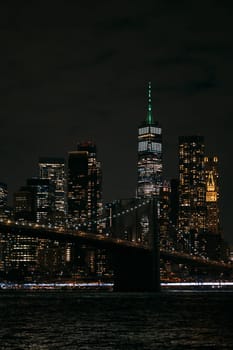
[39,157,66,215]
[204,156,220,235]
[178,136,206,254]
[14,188,34,221]
[26,178,55,224]
[67,141,102,232]
[0,182,8,219]
[137,82,162,198]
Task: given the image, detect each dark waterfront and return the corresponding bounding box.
[0,291,233,349]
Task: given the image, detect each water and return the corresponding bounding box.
[0,290,233,349]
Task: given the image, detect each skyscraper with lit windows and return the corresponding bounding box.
[204,156,220,235]
[137,82,162,198]
[0,182,8,219]
[39,157,66,215]
[178,136,206,254]
[67,141,102,232]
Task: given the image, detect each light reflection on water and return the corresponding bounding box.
[0,290,233,349]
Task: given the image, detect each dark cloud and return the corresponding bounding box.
[96,15,148,32]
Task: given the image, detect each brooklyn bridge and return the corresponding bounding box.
[0,198,231,292]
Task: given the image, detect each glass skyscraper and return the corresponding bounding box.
[137,82,162,198]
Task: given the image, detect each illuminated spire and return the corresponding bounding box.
[207,171,215,192]
[146,81,154,124]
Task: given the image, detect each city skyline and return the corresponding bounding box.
[1,83,229,245]
[2,2,233,244]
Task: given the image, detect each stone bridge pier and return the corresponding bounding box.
[112,247,160,292]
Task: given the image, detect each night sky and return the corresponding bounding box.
[2,2,233,244]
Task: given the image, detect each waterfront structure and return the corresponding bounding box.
[0,231,39,276]
[67,141,102,232]
[137,82,162,198]
[9,179,55,277]
[38,157,66,215]
[178,136,206,254]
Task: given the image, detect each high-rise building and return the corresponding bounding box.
[0,182,8,219]
[137,82,162,198]
[169,178,179,227]
[14,188,34,221]
[67,142,105,278]
[38,158,66,215]
[204,156,220,235]
[178,136,206,254]
[159,180,174,251]
[67,141,102,232]
[0,182,7,209]
[26,178,55,224]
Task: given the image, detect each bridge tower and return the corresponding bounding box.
[113,197,160,292]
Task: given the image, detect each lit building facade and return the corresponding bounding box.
[178,136,206,254]
[0,182,8,219]
[14,189,34,221]
[159,180,174,251]
[67,142,102,232]
[204,156,220,235]
[39,157,66,215]
[26,178,55,224]
[135,82,162,245]
[0,182,7,209]
[137,82,162,198]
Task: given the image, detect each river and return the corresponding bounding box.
[0,290,233,349]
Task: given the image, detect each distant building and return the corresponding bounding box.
[26,178,55,224]
[204,156,220,235]
[159,180,174,251]
[177,136,225,260]
[178,136,206,254]
[14,189,34,221]
[38,157,66,215]
[0,182,9,220]
[135,82,162,245]
[169,178,179,227]
[137,82,162,198]
[0,182,7,210]
[67,141,102,232]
